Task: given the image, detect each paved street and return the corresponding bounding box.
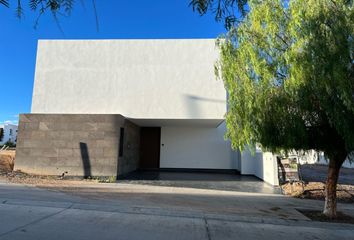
[0,182,354,239]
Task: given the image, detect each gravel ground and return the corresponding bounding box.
[282,164,354,203]
[282,181,354,203]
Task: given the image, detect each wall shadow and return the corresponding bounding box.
[183,94,225,118]
[277,156,286,184]
[80,142,91,178]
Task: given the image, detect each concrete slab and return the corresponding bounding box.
[118,171,280,194]
[0,207,208,240]
[0,182,354,239]
[207,219,354,240]
[1,198,354,240]
[0,205,64,236]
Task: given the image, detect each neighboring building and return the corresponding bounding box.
[0,123,18,145]
[298,150,354,169]
[15,39,279,185]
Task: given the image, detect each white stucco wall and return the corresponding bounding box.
[32,39,226,119]
[160,122,238,170]
[240,148,279,186]
[240,149,254,175]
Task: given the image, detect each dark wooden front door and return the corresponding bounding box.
[140,127,161,169]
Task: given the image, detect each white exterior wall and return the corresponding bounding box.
[240,148,279,186]
[0,124,18,145]
[160,122,238,170]
[32,39,226,119]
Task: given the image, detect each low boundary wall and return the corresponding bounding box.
[15,114,140,178]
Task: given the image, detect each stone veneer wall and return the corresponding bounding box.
[15,114,140,177]
[118,120,140,176]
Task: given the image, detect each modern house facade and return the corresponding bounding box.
[15,39,279,185]
[0,123,18,145]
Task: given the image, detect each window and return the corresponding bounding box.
[119,128,125,157]
[9,129,12,136]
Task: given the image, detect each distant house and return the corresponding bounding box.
[0,123,18,145]
[298,150,354,169]
[15,39,279,185]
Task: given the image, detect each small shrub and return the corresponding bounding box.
[4,140,16,148]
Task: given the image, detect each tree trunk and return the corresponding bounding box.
[323,154,346,218]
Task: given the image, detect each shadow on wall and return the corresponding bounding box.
[256,151,264,182]
[277,156,286,184]
[80,142,91,178]
[183,94,225,118]
[241,149,279,186]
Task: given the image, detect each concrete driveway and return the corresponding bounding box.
[0,181,354,240]
[118,170,280,194]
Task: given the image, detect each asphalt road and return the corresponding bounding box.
[300,164,354,184]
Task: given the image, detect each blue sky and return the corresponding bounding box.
[0,0,225,126]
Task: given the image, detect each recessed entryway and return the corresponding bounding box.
[139,127,161,169]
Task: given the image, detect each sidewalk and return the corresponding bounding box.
[0,182,354,239]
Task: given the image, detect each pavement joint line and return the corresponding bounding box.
[0,199,74,209]
[0,203,74,238]
[203,218,212,240]
[1,199,354,231]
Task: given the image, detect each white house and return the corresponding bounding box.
[298,150,354,169]
[15,39,279,185]
[0,123,18,145]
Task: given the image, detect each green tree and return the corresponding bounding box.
[4,139,16,148]
[216,0,353,218]
[190,0,248,29]
[0,0,98,31]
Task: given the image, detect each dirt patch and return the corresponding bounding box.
[0,169,114,187]
[0,150,115,186]
[0,150,15,173]
[297,209,354,224]
[282,164,354,202]
[282,182,354,203]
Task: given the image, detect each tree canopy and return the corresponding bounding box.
[216,0,353,217]
[217,0,354,155]
[0,0,98,31]
[189,0,248,29]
